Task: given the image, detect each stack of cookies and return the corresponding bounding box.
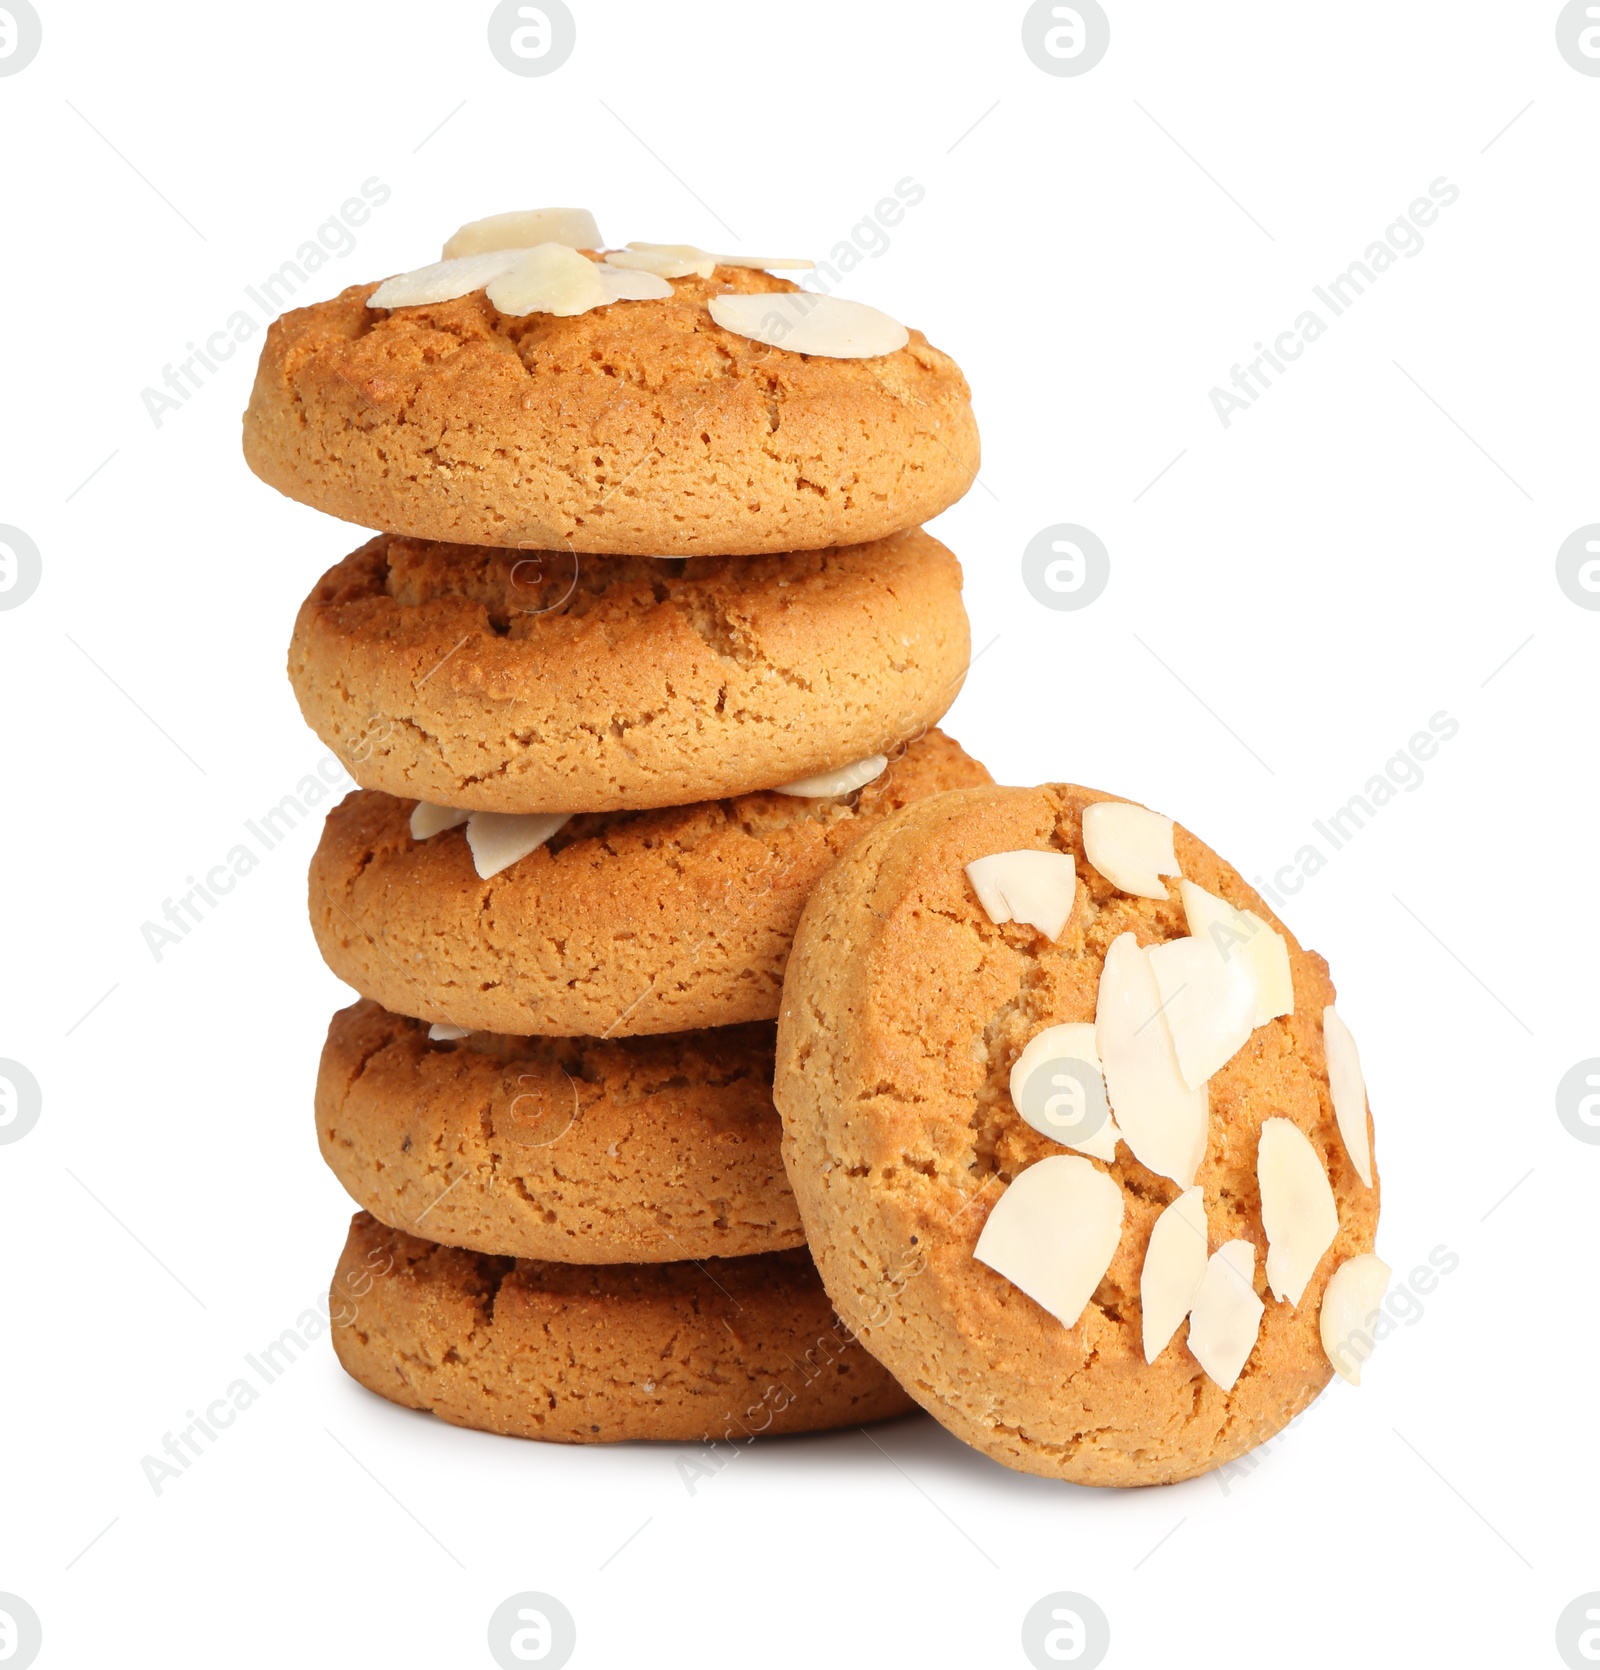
[242,207,988,1443]
[244,206,1386,1487]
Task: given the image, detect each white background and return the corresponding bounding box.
[2,2,1596,1665]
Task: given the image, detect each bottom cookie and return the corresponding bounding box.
[331,1213,914,1443]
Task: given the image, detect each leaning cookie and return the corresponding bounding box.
[243,266,978,556]
[308,729,989,1037]
[289,528,970,813]
[317,1000,802,1262]
[773,784,1381,1488]
[330,1212,914,1443]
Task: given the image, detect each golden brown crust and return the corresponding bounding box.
[316,1000,802,1262]
[307,728,990,1037]
[773,783,1381,1488]
[330,1212,913,1442]
[242,268,979,555]
[288,528,970,813]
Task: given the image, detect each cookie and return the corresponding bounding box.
[289,527,970,813]
[330,1212,914,1443]
[317,999,802,1262]
[773,784,1381,1488]
[242,266,978,556]
[308,728,990,1037]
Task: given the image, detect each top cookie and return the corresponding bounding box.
[242,264,978,556]
[774,783,1381,1488]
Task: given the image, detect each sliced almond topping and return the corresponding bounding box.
[1095,933,1208,1187]
[1081,801,1180,899]
[1257,1117,1339,1307]
[972,1155,1124,1330]
[1187,1239,1264,1391]
[1009,1022,1121,1161]
[771,755,887,798]
[1319,1253,1392,1385]
[1179,879,1293,1024]
[409,802,472,840]
[620,241,813,274]
[1323,1006,1373,1187]
[486,244,610,318]
[1141,1186,1209,1363]
[465,811,571,879]
[607,247,712,280]
[707,292,909,359]
[711,254,815,270]
[595,265,673,302]
[443,208,603,258]
[965,850,1078,942]
[369,250,526,310]
[622,241,719,278]
[428,1022,471,1041]
[1146,932,1258,1088]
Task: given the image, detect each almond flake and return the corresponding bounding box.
[965,850,1078,942]
[1320,1253,1392,1385]
[771,755,887,798]
[443,208,603,259]
[1081,801,1180,899]
[410,802,472,840]
[711,254,815,270]
[593,265,672,302]
[1009,1022,1121,1161]
[465,811,571,879]
[1323,1006,1373,1187]
[619,241,813,274]
[622,241,719,278]
[1095,933,1208,1187]
[1257,1117,1339,1307]
[428,1023,471,1041]
[707,292,909,358]
[973,1155,1124,1331]
[1179,879,1293,1025]
[486,244,610,317]
[1146,932,1258,1088]
[608,246,713,280]
[1141,1186,1209,1363]
[1187,1239,1264,1391]
[369,250,526,310]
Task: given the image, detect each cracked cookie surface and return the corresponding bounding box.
[330,1211,914,1442]
[773,784,1381,1487]
[243,266,979,555]
[307,728,990,1037]
[317,1000,802,1262]
[289,527,969,813]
